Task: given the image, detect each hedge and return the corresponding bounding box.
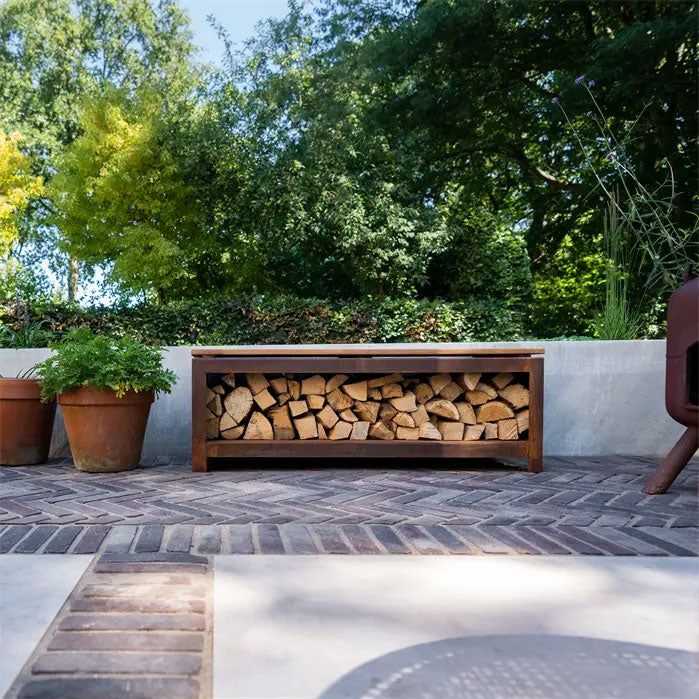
[0,295,525,347]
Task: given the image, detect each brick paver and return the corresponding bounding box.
[5,553,212,699]
[0,456,696,556]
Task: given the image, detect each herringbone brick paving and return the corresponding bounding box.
[1,456,696,555]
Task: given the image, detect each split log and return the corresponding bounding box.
[343,380,368,401]
[211,384,225,395]
[419,422,442,440]
[457,373,481,391]
[246,374,270,396]
[439,381,463,402]
[380,403,398,421]
[289,400,309,417]
[498,418,518,440]
[354,401,380,423]
[243,411,274,440]
[307,394,325,410]
[221,374,236,388]
[328,421,352,440]
[253,389,276,412]
[350,421,370,440]
[414,383,434,404]
[288,380,301,400]
[381,383,403,399]
[269,377,288,395]
[464,424,485,441]
[483,422,498,440]
[224,387,253,424]
[277,392,290,406]
[206,388,217,404]
[499,384,529,409]
[221,425,244,440]
[412,405,430,426]
[206,410,219,439]
[428,373,451,395]
[327,387,354,412]
[516,409,529,434]
[219,412,237,433]
[325,374,348,393]
[439,421,464,441]
[339,409,358,423]
[477,400,515,422]
[316,405,340,429]
[317,424,327,439]
[301,374,326,396]
[389,391,417,413]
[455,402,477,425]
[369,421,395,440]
[269,405,295,440]
[207,394,223,417]
[368,387,382,400]
[491,372,514,390]
[475,382,498,399]
[396,426,420,440]
[393,412,415,428]
[464,390,491,406]
[294,414,318,440]
[368,373,403,388]
[425,398,459,421]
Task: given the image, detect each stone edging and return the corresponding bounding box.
[5,553,213,699]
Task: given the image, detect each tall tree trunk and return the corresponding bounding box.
[67,257,79,301]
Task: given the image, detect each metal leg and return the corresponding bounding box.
[643,426,698,494]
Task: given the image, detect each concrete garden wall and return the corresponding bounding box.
[0,341,682,459]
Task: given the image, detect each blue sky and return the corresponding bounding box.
[179,0,289,67]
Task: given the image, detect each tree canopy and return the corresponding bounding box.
[1,0,696,337]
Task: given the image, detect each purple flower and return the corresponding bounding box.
[587,79,595,87]
[586,111,593,117]
[575,75,585,84]
[552,96,559,104]
[604,150,616,160]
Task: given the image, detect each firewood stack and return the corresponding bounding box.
[205,372,529,441]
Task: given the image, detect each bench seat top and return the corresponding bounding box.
[191,343,544,357]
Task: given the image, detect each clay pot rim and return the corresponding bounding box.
[0,377,45,400]
[57,386,154,406]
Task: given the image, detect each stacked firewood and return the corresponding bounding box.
[205,372,529,441]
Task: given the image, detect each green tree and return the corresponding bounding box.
[0,0,196,298]
[0,131,43,259]
[50,90,198,301]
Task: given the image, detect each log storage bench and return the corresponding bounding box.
[191,344,543,472]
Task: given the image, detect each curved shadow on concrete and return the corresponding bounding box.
[318,634,696,699]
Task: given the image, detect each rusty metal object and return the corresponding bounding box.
[644,273,699,494]
[58,387,153,472]
[0,378,56,465]
[190,349,544,473]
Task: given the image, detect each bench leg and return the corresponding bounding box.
[527,356,544,473]
[191,358,208,472]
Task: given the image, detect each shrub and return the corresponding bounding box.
[0,295,525,347]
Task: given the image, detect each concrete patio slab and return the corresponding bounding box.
[0,555,89,696]
[213,555,698,699]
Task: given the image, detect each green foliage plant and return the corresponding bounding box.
[553,79,698,295]
[591,196,641,340]
[35,327,176,402]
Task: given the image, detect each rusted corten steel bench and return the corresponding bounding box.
[191,344,544,472]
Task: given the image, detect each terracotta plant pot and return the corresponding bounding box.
[58,387,154,472]
[0,378,56,466]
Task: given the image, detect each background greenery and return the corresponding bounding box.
[1,0,696,344]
